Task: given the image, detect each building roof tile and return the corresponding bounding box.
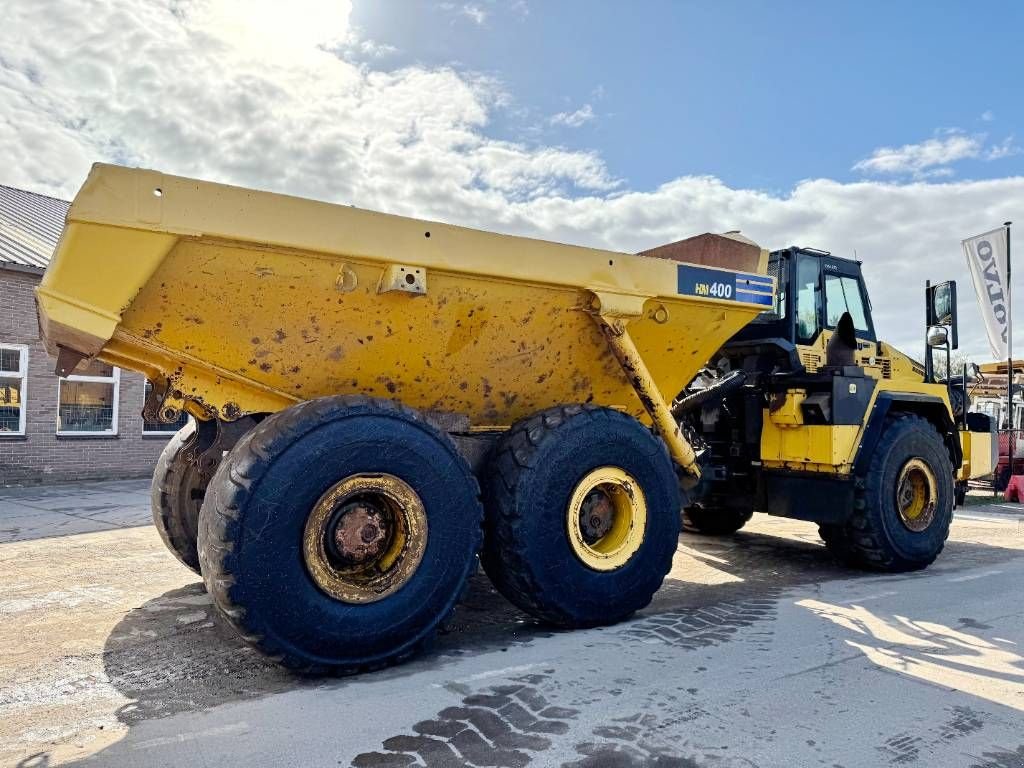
[0,184,70,271]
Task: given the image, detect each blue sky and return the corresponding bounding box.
[2,0,1024,359]
[352,1,1024,191]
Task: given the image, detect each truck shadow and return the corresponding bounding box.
[64,518,1023,765]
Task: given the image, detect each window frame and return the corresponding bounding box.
[142,379,190,436]
[825,274,870,332]
[794,253,823,345]
[56,364,121,437]
[822,270,877,342]
[0,343,29,436]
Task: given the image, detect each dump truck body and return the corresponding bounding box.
[38,165,771,433]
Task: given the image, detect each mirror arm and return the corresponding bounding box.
[924,280,932,384]
[962,361,969,429]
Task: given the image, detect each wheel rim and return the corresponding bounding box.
[303,473,428,603]
[895,458,938,532]
[566,467,647,571]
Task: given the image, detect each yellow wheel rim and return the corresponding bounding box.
[566,467,647,572]
[303,473,427,604]
[895,458,937,532]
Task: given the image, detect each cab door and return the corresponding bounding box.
[790,255,876,343]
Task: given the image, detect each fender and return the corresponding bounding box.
[852,391,962,476]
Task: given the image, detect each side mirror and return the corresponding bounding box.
[927,326,949,348]
[925,280,958,349]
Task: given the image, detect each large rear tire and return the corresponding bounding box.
[151,421,206,574]
[481,404,681,628]
[821,413,953,572]
[198,395,483,673]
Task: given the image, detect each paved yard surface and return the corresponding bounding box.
[1,480,1022,768]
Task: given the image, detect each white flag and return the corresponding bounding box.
[962,226,1010,359]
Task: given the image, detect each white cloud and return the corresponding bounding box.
[2,0,1023,361]
[853,132,983,177]
[982,110,995,122]
[462,4,487,24]
[550,104,595,128]
[853,130,1019,179]
[439,2,487,25]
[986,136,1020,160]
[332,30,397,60]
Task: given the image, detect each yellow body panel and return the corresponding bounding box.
[38,164,772,427]
[958,429,996,481]
[761,379,953,475]
[761,420,860,472]
[766,388,807,427]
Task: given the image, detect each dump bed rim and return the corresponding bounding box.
[52,163,772,307]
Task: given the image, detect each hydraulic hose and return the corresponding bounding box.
[670,370,747,421]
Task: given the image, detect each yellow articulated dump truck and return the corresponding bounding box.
[37,164,993,672]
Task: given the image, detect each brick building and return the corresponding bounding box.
[1,184,185,485]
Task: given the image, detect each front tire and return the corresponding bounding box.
[822,414,953,572]
[198,396,483,673]
[481,404,681,628]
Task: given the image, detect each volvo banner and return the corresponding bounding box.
[962,226,1011,359]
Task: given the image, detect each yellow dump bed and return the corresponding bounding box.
[38,164,773,428]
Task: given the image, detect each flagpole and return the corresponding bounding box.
[1007,221,1014,480]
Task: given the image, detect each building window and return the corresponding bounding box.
[142,380,190,435]
[57,360,120,436]
[0,344,28,435]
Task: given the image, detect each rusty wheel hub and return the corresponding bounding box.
[303,474,428,604]
[579,488,615,544]
[895,458,938,532]
[329,501,391,565]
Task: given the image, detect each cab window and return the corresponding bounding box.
[795,255,821,343]
[825,274,870,333]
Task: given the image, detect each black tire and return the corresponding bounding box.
[481,404,681,628]
[821,413,954,572]
[995,465,1011,492]
[954,482,967,507]
[682,505,753,535]
[198,395,483,673]
[151,421,206,574]
[818,522,854,561]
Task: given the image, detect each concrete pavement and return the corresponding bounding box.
[1,480,1022,767]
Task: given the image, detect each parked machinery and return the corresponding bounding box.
[37,166,994,671]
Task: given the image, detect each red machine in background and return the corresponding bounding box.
[969,360,1024,491]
